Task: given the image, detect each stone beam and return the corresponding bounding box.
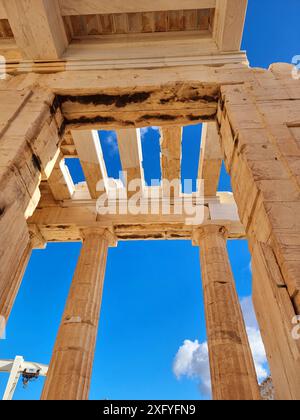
[198,122,222,196]
[3,0,69,60]
[59,0,217,16]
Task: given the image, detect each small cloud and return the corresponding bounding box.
[249,261,253,274]
[104,131,118,156]
[173,296,268,396]
[240,295,258,329]
[173,339,211,397]
[240,296,269,382]
[246,326,268,381]
[140,126,160,139]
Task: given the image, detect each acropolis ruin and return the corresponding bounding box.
[0,0,299,400]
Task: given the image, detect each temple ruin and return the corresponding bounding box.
[0,0,299,400]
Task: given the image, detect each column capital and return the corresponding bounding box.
[192,224,228,245]
[80,227,117,247]
[28,224,47,250]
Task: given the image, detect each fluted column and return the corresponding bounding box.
[0,209,41,336]
[0,243,31,327]
[195,225,260,400]
[41,228,116,400]
[0,225,45,335]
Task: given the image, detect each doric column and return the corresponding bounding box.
[41,228,116,400]
[194,225,260,400]
[0,203,30,332]
[0,86,62,335]
[0,242,31,327]
[0,225,45,334]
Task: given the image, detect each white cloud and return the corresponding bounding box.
[140,126,160,138]
[246,327,268,381]
[249,261,253,274]
[173,296,268,396]
[240,295,258,329]
[173,340,211,397]
[104,131,119,155]
[240,296,268,381]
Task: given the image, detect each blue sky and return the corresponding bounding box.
[0,0,299,400]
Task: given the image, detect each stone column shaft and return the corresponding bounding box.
[0,217,45,336]
[41,229,112,400]
[196,225,260,400]
[0,203,31,335]
[0,242,32,323]
[0,88,62,335]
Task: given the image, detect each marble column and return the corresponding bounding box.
[41,228,115,400]
[195,225,260,400]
